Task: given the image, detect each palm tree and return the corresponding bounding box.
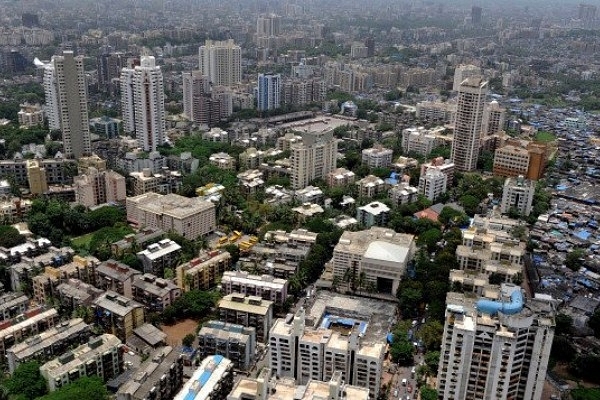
[357,271,367,295]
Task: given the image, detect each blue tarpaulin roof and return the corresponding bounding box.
[575,230,592,240]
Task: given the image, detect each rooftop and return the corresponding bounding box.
[129,193,215,219]
[173,355,232,400]
[94,291,143,317]
[218,294,273,316]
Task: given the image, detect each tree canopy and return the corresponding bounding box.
[0,225,25,248]
[4,361,48,400]
[38,377,109,400]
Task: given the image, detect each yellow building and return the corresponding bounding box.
[26,159,48,195]
[176,250,231,291]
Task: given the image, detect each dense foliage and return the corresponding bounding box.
[4,361,48,399]
[0,225,26,248]
[38,377,109,400]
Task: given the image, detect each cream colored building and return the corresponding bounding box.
[74,168,126,207]
[218,294,273,342]
[291,130,338,189]
[327,167,356,187]
[209,152,236,170]
[41,334,122,391]
[18,103,44,127]
[199,39,242,87]
[126,193,216,239]
[332,227,415,295]
[26,159,48,195]
[229,370,369,400]
[437,285,555,400]
[361,145,393,168]
[93,291,145,341]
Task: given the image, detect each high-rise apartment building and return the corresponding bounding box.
[199,39,242,87]
[451,77,488,172]
[437,284,555,400]
[120,56,165,151]
[51,51,91,158]
[500,176,536,216]
[257,14,281,38]
[453,65,481,91]
[182,71,228,128]
[291,130,338,189]
[39,58,60,130]
[482,100,506,136]
[257,73,281,111]
[97,50,126,93]
[73,167,126,207]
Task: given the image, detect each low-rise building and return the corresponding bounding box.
[218,294,273,343]
[0,307,60,360]
[501,176,536,216]
[176,250,231,291]
[137,239,182,276]
[420,157,455,188]
[130,168,183,196]
[356,175,386,198]
[96,260,142,298]
[356,201,390,228]
[93,291,145,341]
[111,228,164,257]
[198,320,256,370]
[388,182,419,206]
[237,169,264,195]
[361,145,393,168]
[0,198,32,224]
[221,270,288,305]
[332,227,416,295]
[401,126,448,156]
[418,168,448,201]
[295,185,323,204]
[173,355,233,400]
[0,292,28,322]
[116,346,184,400]
[292,203,324,219]
[6,318,92,373]
[40,334,122,392]
[32,255,99,304]
[209,152,236,170]
[56,278,104,310]
[18,103,44,128]
[132,273,181,312]
[493,139,547,180]
[126,193,216,239]
[326,167,356,187]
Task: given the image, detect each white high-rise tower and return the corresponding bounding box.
[41,62,60,131]
[120,56,165,151]
[198,39,242,87]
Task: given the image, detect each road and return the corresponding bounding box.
[388,353,422,400]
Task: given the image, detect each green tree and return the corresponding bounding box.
[424,351,440,375]
[555,313,573,336]
[182,333,196,347]
[38,377,108,400]
[417,321,443,351]
[420,386,438,400]
[389,336,414,366]
[5,361,48,399]
[571,388,600,400]
[416,228,442,252]
[0,225,25,248]
[566,249,585,271]
[459,194,480,216]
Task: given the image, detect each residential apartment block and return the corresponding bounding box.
[401,126,449,156]
[501,176,536,216]
[198,320,256,370]
[116,346,184,400]
[93,291,145,341]
[356,201,390,228]
[268,293,395,399]
[229,370,369,400]
[0,307,59,360]
[56,278,104,310]
[6,318,92,373]
[361,145,393,168]
[493,139,547,180]
[326,167,356,187]
[356,175,386,199]
[176,250,231,291]
[418,168,448,202]
[221,270,288,305]
[290,130,338,189]
[0,292,28,322]
[437,284,555,400]
[127,193,216,239]
[218,294,273,343]
[451,77,488,172]
[199,39,242,87]
[173,355,233,400]
[74,168,126,207]
[130,168,183,196]
[137,239,181,276]
[209,152,236,170]
[41,334,122,392]
[132,273,182,313]
[96,260,142,298]
[332,227,415,295]
[388,182,419,206]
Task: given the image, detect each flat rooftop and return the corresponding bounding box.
[174,355,232,400]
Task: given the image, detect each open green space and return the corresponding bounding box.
[535,130,556,143]
[71,232,95,249]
